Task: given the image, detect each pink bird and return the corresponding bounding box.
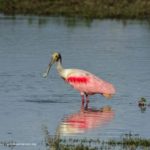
[43,52,116,106]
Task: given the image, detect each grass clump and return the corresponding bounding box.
[107,138,150,148]
[42,126,150,150]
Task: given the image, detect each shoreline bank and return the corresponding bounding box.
[0,0,150,19]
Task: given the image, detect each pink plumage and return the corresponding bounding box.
[65,69,115,98]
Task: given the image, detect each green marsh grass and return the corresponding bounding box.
[0,131,150,150]
[43,126,150,150]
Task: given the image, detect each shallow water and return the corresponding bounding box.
[0,15,150,149]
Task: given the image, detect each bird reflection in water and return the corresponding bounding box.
[57,105,115,135]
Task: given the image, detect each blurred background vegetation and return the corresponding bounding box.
[0,0,150,19]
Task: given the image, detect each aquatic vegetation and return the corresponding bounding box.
[43,126,150,150]
[46,137,150,150]
[0,131,150,150]
[0,0,150,19]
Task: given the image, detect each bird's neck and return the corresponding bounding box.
[56,59,64,75]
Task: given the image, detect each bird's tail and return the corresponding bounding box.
[102,93,113,99]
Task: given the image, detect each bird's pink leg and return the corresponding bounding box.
[86,94,89,103]
[85,94,89,108]
[80,92,85,105]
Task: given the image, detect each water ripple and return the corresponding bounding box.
[24,99,69,104]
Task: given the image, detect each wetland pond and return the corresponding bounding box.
[0,15,150,149]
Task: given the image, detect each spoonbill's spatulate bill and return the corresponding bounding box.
[43,52,116,105]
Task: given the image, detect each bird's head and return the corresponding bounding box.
[52,52,62,62]
[43,52,62,78]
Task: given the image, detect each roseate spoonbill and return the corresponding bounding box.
[43,52,116,105]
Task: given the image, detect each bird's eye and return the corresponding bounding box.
[55,55,59,60]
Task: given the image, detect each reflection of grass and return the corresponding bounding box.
[43,126,150,150]
[0,0,150,19]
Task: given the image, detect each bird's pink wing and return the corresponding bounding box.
[66,69,115,95]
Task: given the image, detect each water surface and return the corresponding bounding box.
[0,15,150,149]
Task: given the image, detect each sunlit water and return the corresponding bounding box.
[0,15,150,149]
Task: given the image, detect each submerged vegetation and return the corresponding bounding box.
[0,0,150,19]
